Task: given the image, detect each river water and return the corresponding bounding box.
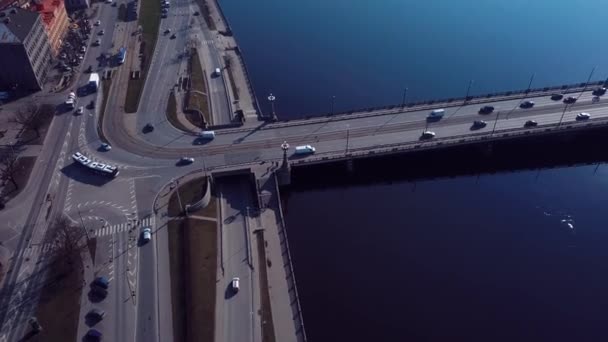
[219,0,608,340]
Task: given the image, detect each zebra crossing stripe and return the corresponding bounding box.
[93,217,155,237]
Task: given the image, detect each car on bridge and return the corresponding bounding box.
[478,105,494,114]
[550,93,564,101]
[100,143,111,151]
[520,100,535,109]
[471,120,487,129]
[592,87,606,96]
[294,145,316,155]
[576,112,591,120]
[141,227,152,243]
[420,131,435,139]
[524,120,538,127]
[563,96,577,104]
[427,109,445,120]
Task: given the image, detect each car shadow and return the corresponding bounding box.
[224,284,237,299]
[192,137,212,145]
[84,315,102,327]
[87,290,106,303]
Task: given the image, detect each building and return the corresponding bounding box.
[0,0,29,11]
[64,0,88,10]
[0,7,52,91]
[32,0,68,56]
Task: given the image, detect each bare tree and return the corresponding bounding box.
[11,102,42,138]
[50,215,85,267]
[0,151,18,190]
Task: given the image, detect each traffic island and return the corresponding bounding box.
[166,91,196,133]
[167,176,218,342]
[124,0,161,113]
[185,48,211,126]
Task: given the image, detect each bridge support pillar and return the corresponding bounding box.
[277,144,291,186]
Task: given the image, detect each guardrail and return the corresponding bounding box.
[272,173,308,342]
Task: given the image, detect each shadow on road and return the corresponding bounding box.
[224,283,237,300]
[60,164,113,187]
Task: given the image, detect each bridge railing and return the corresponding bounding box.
[270,80,606,124]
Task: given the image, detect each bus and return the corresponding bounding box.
[117,47,126,65]
[72,152,119,178]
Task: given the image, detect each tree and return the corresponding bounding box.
[0,151,18,190]
[11,102,42,138]
[50,215,85,267]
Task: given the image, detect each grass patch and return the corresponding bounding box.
[0,156,36,201]
[31,252,83,341]
[223,55,240,101]
[98,76,112,143]
[168,214,217,342]
[195,0,216,31]
[187,49,210,125]
[168,176,208,217]
[256,231,276,342]
[124,0,161,113]
[166,92,191,132]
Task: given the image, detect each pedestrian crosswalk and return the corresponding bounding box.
[22,243,55,259]
[94,216,155,238]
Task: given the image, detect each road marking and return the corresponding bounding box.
[93,217,154,237]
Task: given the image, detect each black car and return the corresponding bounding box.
[194,11,200,16]
[143,123,154,133]
[478,105,494,114]
[524,120,538,127]
[170,33,176,39]
[563,96,577,104]
[92,276,110,289]
[472,120,487,129]
[85,328,103,342]
[520,100,535,109]
[89,286,108,299]
[89,100,95,109]
[550,93,564,101]
[592,87,606,96]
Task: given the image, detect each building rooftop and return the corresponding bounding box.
[0,7,39,44]
[33,0,64,28]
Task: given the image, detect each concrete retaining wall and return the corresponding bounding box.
[185,176,212,213]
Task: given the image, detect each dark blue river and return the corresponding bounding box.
[219,1,608,340]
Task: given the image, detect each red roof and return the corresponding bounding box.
[31,0,64,28]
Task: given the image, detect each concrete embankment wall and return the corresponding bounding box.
[289,124,608,190]
[185,176,212,213]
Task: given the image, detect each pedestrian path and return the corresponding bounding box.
[93,216,155,238]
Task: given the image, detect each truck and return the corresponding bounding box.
[88,73,100,92]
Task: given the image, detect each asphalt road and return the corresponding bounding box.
[217,177,255,342]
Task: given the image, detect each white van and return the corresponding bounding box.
[428,109,445,119]
[198,130,215,139]
[294,145,316,155]
[213,68,221,77]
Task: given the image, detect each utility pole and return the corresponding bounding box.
[401,87,408,107]
[578,66,596,99]
[558,105,568,126]
[268,93,277,121]
[345,124,350,156]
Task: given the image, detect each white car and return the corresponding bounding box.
[95,20,101,26]
[76,106,84,115]
[98,30,105,35]
[231,277,240,292]
[141,228,152,242]
[576,112,591,120]
[94,39,101,46]
[100,143,111,151]
[80,46,86,53]
[179,157,194,164]
[421,131,436,139]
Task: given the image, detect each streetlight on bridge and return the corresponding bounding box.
[401,87,408,107]
[268,93,277,121]
[280,141,290,168]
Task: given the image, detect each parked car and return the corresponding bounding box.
[170,33,176,39]
[141,228,152,243]
[164,28,171,34]
[520,100,535,109]
[94,20,101,26]
[86,308,106,322]
[76,106,84,115]
[576,112,591,120]
[85,329,103,342]
[98,29,105,35]
[92,276,110,290]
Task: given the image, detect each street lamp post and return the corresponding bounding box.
[526,73,535,93]
[331,96,336,115]
[464,80,474,102]
[268,93,277,121]
[280,141,289,168]
[345,124,350,156]
[77,208,91,245]
[491,111,500,136]
[401,87,408,107]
